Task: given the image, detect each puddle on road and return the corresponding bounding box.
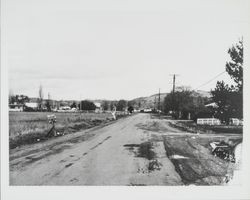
[170,155,190,159]
[124,142,162,173]
[123,142,155,160]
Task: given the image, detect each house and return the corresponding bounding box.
[144,108,152,113]
[9,103,24,112]
[24,102,39,111]
[57,106,71,112]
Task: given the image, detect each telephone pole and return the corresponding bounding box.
[154,96,157,111]
[158,88,161,118]
[48,92,51,109]
[170,74,179,94]
[170,74,179,116]
[158,88,161,111]
[173,74,176,94]
[79,94,82,111]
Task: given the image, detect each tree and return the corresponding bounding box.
[109,101,117,111]
[80,100,96,111]
[163,87,209,119]
[9,94,29,104]
[45,100,51,111]
[128,106,134,113]
[70,102,77,108]
[211,39,243,124]
[226,39,243,91]
[116,100,127,111]
[102,101,109,111]
[38,85,44,110]
[9,95,16,104]
[211,81,242,124]
[138,101,141,108]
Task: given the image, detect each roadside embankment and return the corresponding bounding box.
[168,120,243,134]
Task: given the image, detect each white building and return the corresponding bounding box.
[94,102,103,113]
[197,118,221,125]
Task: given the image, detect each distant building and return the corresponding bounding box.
[24,102,39,111]
[94,102,103,113]
[29,97,39,103]
[58,106,71,112]
[143,108,152,113]
[229,118,243,126]
[9,103,23,112]
[197,118,221,125]
[205,102,218,108]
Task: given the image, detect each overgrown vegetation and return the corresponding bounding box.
[9,112,114,149]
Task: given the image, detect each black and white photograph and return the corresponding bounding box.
[1,0,250,199]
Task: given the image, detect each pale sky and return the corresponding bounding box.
[6,0,248,100]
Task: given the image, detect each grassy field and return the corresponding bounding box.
[9,112,115,149]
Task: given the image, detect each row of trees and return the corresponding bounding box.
[8,93,133,112]
[9,94,30,104]
[163,87,211,120]
[163,39,243,124]
[76,99,133,111]
[102,99,133,111]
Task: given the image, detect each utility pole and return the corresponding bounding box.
[158,88,161,118]
[158,88,160,110]
[154,96,156,111]
[79,94,82,111]
[170,74,179,117]
[48,92,51,110]
[173,74,176,94]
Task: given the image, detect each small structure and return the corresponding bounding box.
[229,118,243,126]
[94,102,103,113]
[9,103,23,112]
[197,118,221,125]
[57,106,71,112]
[143,108,152,113]
[24,102,39,111]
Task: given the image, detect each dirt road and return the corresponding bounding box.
[9,113,242,185]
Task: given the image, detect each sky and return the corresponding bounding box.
[6,0,248,100]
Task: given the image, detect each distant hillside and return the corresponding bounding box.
[131,90,211,109]
[131,93,168,109]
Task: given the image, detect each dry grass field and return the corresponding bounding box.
[9,112,115,149]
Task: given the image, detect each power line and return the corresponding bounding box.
[194,71,226,90]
